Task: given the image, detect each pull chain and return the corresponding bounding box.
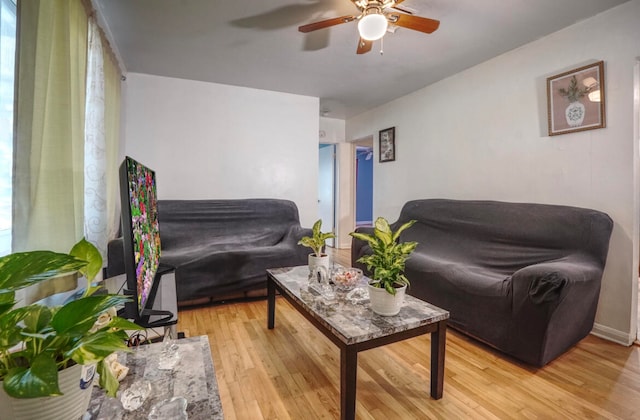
[380,36,384,55]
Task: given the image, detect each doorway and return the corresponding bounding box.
[355,146,373,227]
[353,136,374,228]
[318,144,336,247]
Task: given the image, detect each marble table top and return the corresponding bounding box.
[85,335,223,419]
[268,265,450,346]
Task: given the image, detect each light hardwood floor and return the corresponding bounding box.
[177,248,640,419]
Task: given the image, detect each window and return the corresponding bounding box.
[0,0,16,256]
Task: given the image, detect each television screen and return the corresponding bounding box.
[120,156,162,315]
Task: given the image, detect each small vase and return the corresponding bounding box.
[368,284,406,316]
[0,363,95,420]
[565,101,585,127]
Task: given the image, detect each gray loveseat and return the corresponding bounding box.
[107,199,311,305]
[352,199,613,366]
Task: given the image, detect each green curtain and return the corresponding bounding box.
[14,0,87,252]
[14,0,88,302]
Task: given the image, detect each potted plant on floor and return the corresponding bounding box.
[298,219,336,273]
[0,238,141,420]
[350,217,417,316]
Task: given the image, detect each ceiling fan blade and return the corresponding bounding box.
[356,38,372,54]
[298,15,356,33]
[391,14,440,34]
[391,5,413,15]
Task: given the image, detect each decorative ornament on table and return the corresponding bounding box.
[308,265,336,302]
[332,267,363,291]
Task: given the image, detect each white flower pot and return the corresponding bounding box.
[0,363,95,420]
[368,283,406,316]
[308,254,330,274]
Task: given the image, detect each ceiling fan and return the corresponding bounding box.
[298,0,440,54]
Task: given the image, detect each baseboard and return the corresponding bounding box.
[591,322,635,346]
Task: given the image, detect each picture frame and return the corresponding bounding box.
[546,61,605,136]
[379,127,396,162]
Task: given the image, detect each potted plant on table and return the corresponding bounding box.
[0,238,141,420]
[298,219,336,273]
[350,217,417,316]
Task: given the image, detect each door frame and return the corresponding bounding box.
[318,143,337,247]
[633,58,639,342]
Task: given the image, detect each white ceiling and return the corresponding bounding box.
[95,0,629,119]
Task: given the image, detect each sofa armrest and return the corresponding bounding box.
[509,254,604,365]
[106,237,125,278]
[281,225,314,260]
[511,254,603,307]
[282,225,312,244]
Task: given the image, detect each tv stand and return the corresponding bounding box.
[139,308,175,329]
[104,271,179,338]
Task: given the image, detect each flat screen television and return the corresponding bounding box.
[119,156,173,326]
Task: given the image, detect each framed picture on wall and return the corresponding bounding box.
[379,127,395,162]
[546,61,605,136]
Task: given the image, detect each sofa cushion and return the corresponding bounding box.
[171,242,307,302]
[107,198,311,303]
[406,253,511,297]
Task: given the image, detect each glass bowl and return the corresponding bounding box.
[332,267,363,291]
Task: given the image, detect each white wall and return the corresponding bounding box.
[319,117,345,144]
[347,1,640,344]
[123,73,319,226]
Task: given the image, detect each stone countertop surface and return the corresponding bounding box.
[268,265,450,346]
[85,335,223,419]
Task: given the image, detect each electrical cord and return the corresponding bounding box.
[126,327,172,347]
[115,280,125,294]
[127,330,147,347]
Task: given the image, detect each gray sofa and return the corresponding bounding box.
[107,199,311,304]
[352,199,613,366]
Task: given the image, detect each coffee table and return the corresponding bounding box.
[267,265,450,420]
[86,336,223,419]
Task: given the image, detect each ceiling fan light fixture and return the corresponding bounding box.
[358,13,388,41]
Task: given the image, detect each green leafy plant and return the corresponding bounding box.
[298,219,336,257]
[558,75,592,103]
[0,238,141,398]
[350,217,418,295]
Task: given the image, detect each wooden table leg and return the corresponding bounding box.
[267,277,276,329]
[340,346,357,420]
[430,320,447,399]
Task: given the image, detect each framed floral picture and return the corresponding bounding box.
[546,61,605,136]
[379,127,395,162]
